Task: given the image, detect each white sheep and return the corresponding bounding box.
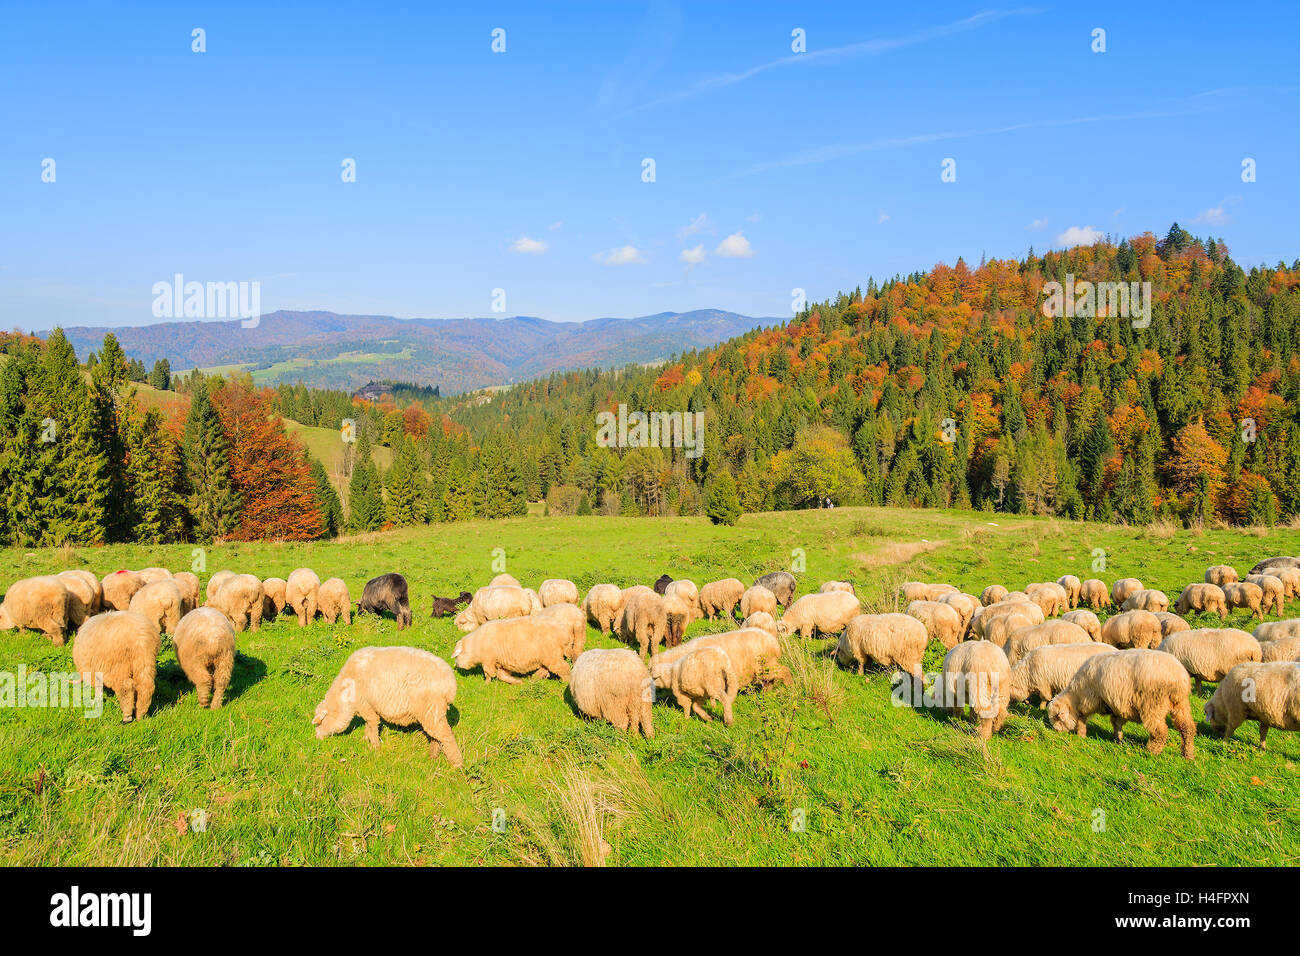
[539,579,580,607]
[1008,642,1117,706]
[173,607,236,708]
[1203,661,1300,748]
[0,575,70,644]
[1110,578,1144,607]
[313,646,462,766]
[776,591,861,639]
[1254,619,1300,642]
[71,611,161,722]
[1157,628,1262,694]
[1003,619,1093,666]
[904,600,964,650]
[940,640,1012,741]
[1047,648,1195,757]
[836,613,926,680]
[739,585,778,620]
[453,614,577,682]
[569,648,654,737]
[582,584,626,633]
[648,645,738,724]
[1060,609,1101,641]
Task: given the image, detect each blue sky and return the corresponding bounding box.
[3,1,1297,328]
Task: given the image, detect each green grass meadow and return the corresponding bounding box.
[1,507,1298,866]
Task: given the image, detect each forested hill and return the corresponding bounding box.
[441,225,1300,526]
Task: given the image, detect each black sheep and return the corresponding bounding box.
[357,573,413,629]
[652,574,673,595]
[431,590,473,618]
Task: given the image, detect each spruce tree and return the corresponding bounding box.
[706,472,743,526]
[385,436,425,527]
[347,429,385,532]
[182,377,242,541]
[309,456,344,537]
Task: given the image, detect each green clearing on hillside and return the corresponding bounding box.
[0,507,1297,866]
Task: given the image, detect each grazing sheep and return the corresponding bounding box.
[539,579,580,607]
[128,580,184,635]
[649,645,738,724]
[940,592,980,634]
[984,611,1039,651]
[206,573,265,632]
[1056,575,1082,609]
[357,573,410,628]
[1261,636,1300,662]
[1099,609,1163,650]
[1254,619,1300,642]
[1173,583,1228,619]
[0,575,70,644]
[1079,579,1111,611]
[1003,619,1093,666]
[652,627,785,690]
[71,611,160,722]
[260,577,288,618]
[490,573,521,588]
[172,572,201,614]
[1158,628,1262,694]
[135,567,172,586]
[652,574,673,594]
[286,568,321,626]
[662,591,692,647]
[1155,612,1191,638]
[173,607,236,708]
[836,613,927,680]
[1009,642,1117,706]
[1001,590,1031,604]
[1271,566,1300,600]
[1223,581,1265,619]
[971,600,1044,639]
[56,570,101,627]
[313,646,462,767]
[1047,649,1195,758]
[318,578,353,625]
[777,591,861,640]
[1025,582,1070,617]
[905,600,964,650]
[570,648,654,737]
[431,590,472,618]
[1205,565,1238,588]
[1123,588,1170,614]
[819,580,856,596]
[536,603,587,660]
[458,585,533,631]
[900,581,958,603]
[101,569,143,612]
[582,584,625,634]
[754,571,797,608]
[700,578,746,619]
[1250,556,1300,575]
[1061,609,1101,642]
[739,585,778,620]
[741,611,778,637]
[453,615,576,682]
[618,589,669,657]
[205,570,235,604]
[664,579,701,622]
[1244,574,1286,616]
[1110,578,1144,608]
[1203,661,1300,748]
[940,641,1012,741]
[980,584,1009,606]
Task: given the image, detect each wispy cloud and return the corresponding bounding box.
[624,8,1040,115]
[510,236,549,255]
[593,245,646,266]
[1193,196,1240,227]
[676,212,710,240]
[1028,217,1048,230]
[720,105,1202,181]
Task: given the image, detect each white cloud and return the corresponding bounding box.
[1056,225,1103,247]
[877,212,890,224]
[1193,198,1238,226]
[510,235,549,255]
[746,212,761,223]
[1028,217,1048,230]
[549,221,564,231]
[677,212,709,240]
[593,245,645,266]
[1111,207,1124,217]
[714,231,754,258]
[680,245,706,266]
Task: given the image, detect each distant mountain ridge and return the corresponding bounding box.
[47,309,780,393]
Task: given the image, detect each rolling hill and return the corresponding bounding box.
[47,309,779,394]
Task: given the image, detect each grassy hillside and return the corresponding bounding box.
[0,507,1297,866]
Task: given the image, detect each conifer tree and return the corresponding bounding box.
[182,376,242,541]
[347,428,385,532]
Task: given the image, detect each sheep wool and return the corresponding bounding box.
[0,575,70,645]
[173,607,236,708]
[314,646,462,767]
[569,648,654,738]
[1203,661,1300,748]
[72,611,161,722]
[1157,628,1262,694]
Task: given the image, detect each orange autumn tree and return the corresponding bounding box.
[212,380,325,540]
[1167,419,1229,518]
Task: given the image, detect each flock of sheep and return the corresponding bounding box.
[2,555,1300,768]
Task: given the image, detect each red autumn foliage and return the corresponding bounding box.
[212,381,325,541]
